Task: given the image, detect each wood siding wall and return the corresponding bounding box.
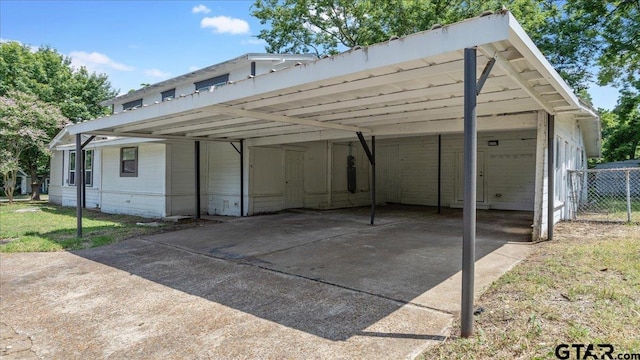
[207,141,242,216]
[100,143,167,218]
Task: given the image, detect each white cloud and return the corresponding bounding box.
[69,51,134,72]
[201,16,250,35]
[1,38,38,52]
[189,65,200,71]
[192,4,211,14]
[144,68,171,78]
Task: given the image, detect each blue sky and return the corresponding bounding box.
[1,0,619,110]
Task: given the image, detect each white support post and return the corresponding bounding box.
[532,111,547,240]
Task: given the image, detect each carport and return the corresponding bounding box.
[52,12,597,336]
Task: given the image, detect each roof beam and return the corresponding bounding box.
[246,113,537,147]
[115,110,216,133]
[242,60,466,110]
[479,44,555,114]
[188,122,275,137]
[282,74,520,117]
[152,117,257,135]
[85,130,237,142]
[311,88,528,122]
[210,105,369,133]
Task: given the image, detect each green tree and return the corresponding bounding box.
[601,86,640,161]
[0,91,69,202]
[0,42,117,121]
[251,0,551,56]
[539,0,640,91]
[0,42,117,199]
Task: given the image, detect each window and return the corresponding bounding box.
[161,88,175,101]
[69,151,76,186]
[194,74,229,91]
[68,150,94,186]
[122,98,143,110]
[84,150,93,187]
[120,147,138,177]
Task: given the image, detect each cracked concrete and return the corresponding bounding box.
[0,205,534,359]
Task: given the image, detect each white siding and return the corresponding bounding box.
[553,114,587,221]
[175,83,195,98]
[303,141,329,208]
[369,129,536,211]
[100,143,167,218]
[331,143,371,208]
[48,150,63,205]
[166,141,205,216]
[249,146,285,214]
[56,148,102,209]
[207,141,241,216]
[486,138,536,210]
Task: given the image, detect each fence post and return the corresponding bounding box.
[626,170,632,223]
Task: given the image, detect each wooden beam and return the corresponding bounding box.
[242,60,466,110]
[312,89,529,122]
[116,110,214,132]
[86,130,237,142]
[188,122,275,137]
[210,105,369,133]
[479,44,555,114]
[152,117,257,135]
[245,113,537,146]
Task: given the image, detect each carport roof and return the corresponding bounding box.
[51,12,600,156]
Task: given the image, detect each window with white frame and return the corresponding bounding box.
[68,150,94,186]
[84,150,93,187]
[69,151,76,186]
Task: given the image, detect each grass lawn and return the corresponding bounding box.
[428,222,640,359]
[0,201,197,252]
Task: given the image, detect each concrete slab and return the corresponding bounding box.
[0,205,534,359]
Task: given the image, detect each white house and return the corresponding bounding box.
[49,12,600,240]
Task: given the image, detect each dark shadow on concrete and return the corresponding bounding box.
[74,205,532,341]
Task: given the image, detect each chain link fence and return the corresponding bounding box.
[567,168,640,223]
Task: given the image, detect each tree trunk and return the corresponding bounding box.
[29,168,41,201]
[2,171,16,204]
[30,179,42,200]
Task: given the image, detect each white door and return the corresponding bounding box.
[376,145,401,203]
[285,150,304,208]
[456,151,485,203]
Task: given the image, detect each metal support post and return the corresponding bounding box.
[195,141,201,220]
[79,135,95,210]
[438,134,442,214]
[81,150,86,208]
[371,136,376,225]
[75,134,82,238]
[461,47,477,338]
[240,139,244,217]
[547,115,555,240]
[626,170,632,223]
[356,132,376,225]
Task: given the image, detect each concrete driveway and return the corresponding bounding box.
[1,205,534,359]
